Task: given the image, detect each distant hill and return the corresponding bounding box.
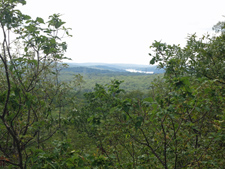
[59,63,164,94]
[64,63,164,74]
[91,65,126,72]
[62,66,122,74]
[62,66,143,76]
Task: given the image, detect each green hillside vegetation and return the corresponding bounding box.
[60,68,163,94]
[0,1,225,168]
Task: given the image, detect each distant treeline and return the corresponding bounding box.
[60,68,163,96]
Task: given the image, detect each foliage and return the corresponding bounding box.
[148,22,225,168]
[60,71,163,96]
[0,0,74,168]
[68,22,225,168]
[1,1,225,168]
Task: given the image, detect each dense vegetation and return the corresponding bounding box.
[60,69,163,95]
[0,1,225,168]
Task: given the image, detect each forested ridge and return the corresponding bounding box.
[60,68,163,95]
[0,1,225,168]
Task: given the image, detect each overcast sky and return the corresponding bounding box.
[19,0,225,65]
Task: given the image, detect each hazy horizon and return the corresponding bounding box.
[65,61,154,66]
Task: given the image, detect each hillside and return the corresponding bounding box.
[60,63,164,94]
[64,63,164,74]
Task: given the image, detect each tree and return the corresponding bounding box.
[147,21,225,168]
[0,0,72,168]
[71,21,225,168]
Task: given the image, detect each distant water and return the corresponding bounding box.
[125,69,153,74]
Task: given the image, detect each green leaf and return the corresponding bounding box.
[14,87,20,97]
[135,116,143,130]
[36,17,44,23]
[143,97,154,103]
[27,59,38,66]
[9,64,14,72]
[23,14,31,20]
[195,107,201,112]
[26,100,31,108]
[152,103,158,110]
[150,57,155,65]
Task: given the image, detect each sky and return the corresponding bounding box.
[18,0,225,65]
